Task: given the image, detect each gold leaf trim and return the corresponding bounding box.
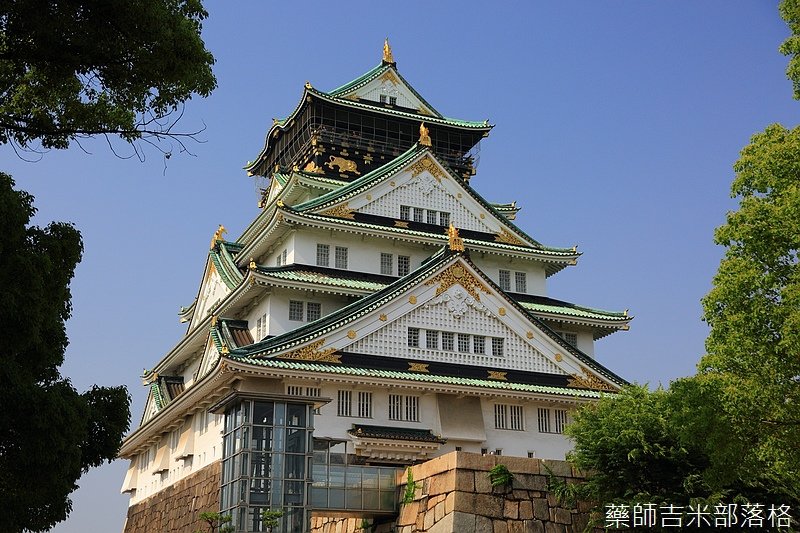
[424,264,491,302]
[379,314,388,321]
[409,154,446,182]
[488,371,507,381]
[303,161,323,173]
[555,353,563,362]
[567,366,616,391]
[495,228,525,246]
[322,203,356,220]
[526,331,534,339]
[394,220,409,228]
[498,307,506,316]
[280,339,341,364]
[408,362,429,373]
[409,295,417,304]
[347,330,357,340]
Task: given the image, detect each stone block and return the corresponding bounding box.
[523,520,545,533]
[475,470,494,493]
[545,522,565,533]
[427,512,455,533]
[398,501,419,526]
[533,498,549,521]
[499,456,540,475]
[540,459,572,477]
[451,511,476,531]
[519,500,533,519]
[514,474,547,491]
[554,507,572,525]
[504,500,520,520]
[493,519,509,533]
[424,508,436,530]
[455,470,475,492]
[435,501,445,522]
[428,470,456,495]
[456,451,497,472]
[572,512,590,532]
[475,493,504,518]
[445,491,455,515]
[453,491,476,513]
[476,515,494,533]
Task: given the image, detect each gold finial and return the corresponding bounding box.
[220,344,230,355]
[272,118,278,125]
[305,80,312,89]
[447,223,464,252]
[624,309,629,317]
[383,38,395,64]
[249,258,257,270]
[211,224,227,248]
[276,199,285,208]
[419,122,432,146]
[572,244,578,252]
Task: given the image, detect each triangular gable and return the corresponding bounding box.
[190,257,234,331]
[300,148,540,248]
[329,65,440,117]
[233,250,624,391]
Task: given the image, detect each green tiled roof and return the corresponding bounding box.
[210,242,244,290]
[256,267,388,292]
[229,357,606,399]
[518,301,628,322]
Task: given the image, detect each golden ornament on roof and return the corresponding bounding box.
[210,224,227,248]
[383,38,394,64]
[447,223,464,252]
[419,122,432,147]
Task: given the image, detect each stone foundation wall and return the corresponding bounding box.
[123,461,221,533]
[312,452,597,533]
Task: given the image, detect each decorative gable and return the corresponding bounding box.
[190,263,230,330]
[339,68,438,116]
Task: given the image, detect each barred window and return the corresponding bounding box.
[473,336,486,354]
[494,404,508,429]
[413,207,424,223]
[426,330,439,349]
[289,301,304,321]
[439,212,450,227]
[515,271,527,293]
[389,394,419,422]
[538,408,551,433]
[287,385,303,396]
[400,205,410,220]
[561,332,578,348]
[492,337,504,357]
[441,332,454,351]
[316,244,329,267]
[427,210,438,225]
[337,390,352,417]
[379,94,387,104]
[389,96,397,106]
[458,334,471,353]
[306,302,321,322]
[398,255,410,276]
[281,249,287,265]
[357,392,372,418]
[499,270,511,291]
[335,246,348,269]
[554,409,568,434]
[305,387,321,397]
[494,404,524,431]
[256,313,267,340]
[407,327,420,347]
[380,253,393,275]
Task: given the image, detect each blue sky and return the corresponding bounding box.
[1,2,796,531]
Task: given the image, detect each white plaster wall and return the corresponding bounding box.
[267,289,351,337]
[264,231,296,266]
[479,399,573,460]
[470,255,547,296]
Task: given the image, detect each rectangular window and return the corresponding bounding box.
[407,327,420,347]
[405,396,419,422]
[289,301,304,321]
[305,387,321,397]
[306,302,321,322]
[492,337,504,357]
[561,332,578,348]
[380,253,393,275]
[357,392,372,418]
[276,249,284,267]
[316,244,329,267]
[458,333,471,353]
[335,246,348,269]
[337,390,352,417]
[398,255,410,276]
[400,205,410,220]
[256,313,267,340]
[388,96,397,106]
[494,404,508,429]
[170,428,180,451]
[538,408,551,433]
[499,270,511,291]
[412,207,424,223]
[281,249,287,265]
[389,394,419,422]
[515,271,527,293]
[198,410,208,435]
[426,330,439,350]
[427,210,438,225]
[441,332,454,351]
[554,409,568,434]
[510,405,524,431]
[439,212,450,227]
[527,451,536,459]
[379,94,387,103]
[473,336,486,354]
[287,385,303,396]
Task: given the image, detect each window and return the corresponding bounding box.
[170,428,180,451]
[289,301,304,321]
[527,451,536,459]
[335,246,348,269]
[426,330,439,349]
[499,270,511,291]
[400,205,410,220]
[379,94,387,103]
[337,390,352,417]
[306,302,321,322]
[427,210,438,225]
[388,96,397,106]
[287,385,304,396]
[281,250,287,265]
[277,249,287,267]
[305,387,321,397]
[515,271,527,293]
[412,207,424,223]
[441,332,454,351]
[316,244,329,267]
[255,313,267,340]
[198,410,209,435]
[538,408,551,433]
[494,449,503,456]
[458,334,470,353]
[492,337,504,357]
[357,392,372,418]
[389,394,419,422]
[380,253,393,275]
[398,255,410,276]
[495,404,528,433]
[560,332,578,348]
[407,327,420,347]
[439,212,450,227]
[473,336,486,354]
[554,409,568,434]
[481,448,488,455]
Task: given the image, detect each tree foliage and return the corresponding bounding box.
[0,173,131,532]
[0,0,216,151]
[780,0,800,99]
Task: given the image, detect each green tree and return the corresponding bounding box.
[780,0,800,99]
[262,509,284,533]
[0,173,131,532]
[194,511,234,533]
[0,0,216,151]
